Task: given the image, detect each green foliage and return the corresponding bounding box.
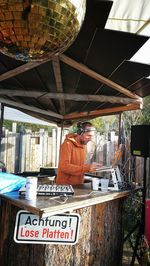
[138,96,150,125]
[123,191,142,234]
[122,96,150,132]
[122,110,141,133]
[91,117,105,133]
[3,120,54,136]
[91,116,119,133]
[70,96,150,136]
[70,117,112,134]
[69,115,122,134]
[3,120,12,131]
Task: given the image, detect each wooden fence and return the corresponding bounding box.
[0,127,60,173]
[0,126,119,173]
[0,124,149,194]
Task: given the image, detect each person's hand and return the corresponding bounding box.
[89,162,103,173]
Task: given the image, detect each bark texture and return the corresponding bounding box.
[0,198,123,266]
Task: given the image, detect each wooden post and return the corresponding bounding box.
[0,103,4,160]
[52,128,57,167]
[118,113,122,146]
[58,122,64,163]
[18,126,24,173]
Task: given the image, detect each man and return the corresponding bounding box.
[56,121,100,185]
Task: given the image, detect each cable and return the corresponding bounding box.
[73,191,101,198]
[49,195,69,204]
[49,191,101,203]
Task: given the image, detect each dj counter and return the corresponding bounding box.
[0,182,129,266]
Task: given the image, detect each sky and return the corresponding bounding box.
[0,106,55,126]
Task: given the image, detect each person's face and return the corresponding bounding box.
[79,131,94,145]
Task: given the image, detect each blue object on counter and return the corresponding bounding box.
[0,172,26,194]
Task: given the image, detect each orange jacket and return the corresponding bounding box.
[56,133,91,185]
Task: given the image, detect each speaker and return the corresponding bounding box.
[131,125,150,157]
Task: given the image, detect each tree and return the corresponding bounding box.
[90,117,105,133]
[138,96,150,124]
[3,120,54,136]
[91,115,119,133]
[121,95,150,136]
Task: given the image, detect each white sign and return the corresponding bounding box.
[14,210,80,245]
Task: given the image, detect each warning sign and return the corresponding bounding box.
[14,210,80,245]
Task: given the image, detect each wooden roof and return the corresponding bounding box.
[0,0,150,125]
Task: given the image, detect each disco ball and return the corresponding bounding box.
[0,0,86,61]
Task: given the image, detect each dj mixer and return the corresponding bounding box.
[19,184,74,196]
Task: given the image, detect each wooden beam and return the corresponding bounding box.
[60,54,141,100]
[52,56,65,114]
[0,90,142,105]
[0,97,63,119]
[0,103,4,149]
[63,103,142,121]
[42,92,141,105]
[0,57,52,81]
[0,89,42,97]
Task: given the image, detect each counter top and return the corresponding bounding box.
[0,183,130,217]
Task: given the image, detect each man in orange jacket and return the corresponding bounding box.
[56,122,100,185]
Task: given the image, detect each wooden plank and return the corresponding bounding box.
[0,97,63,120]
[0,182,131,219]
[39,189,129,218]
[42,130,49,167]
[6,132,11,172]
[93,132,104,164]
[14,133,20,173]
[0,103,4,150]
[0,58,52,82]
[0,135,5,163]
[39,129,45,168]
[21,133,26,173]
[0,89,42,97]
[11,131,16,173]
[56,127,61,167]
[52,56,65,114]
[60,54,141,100]
[52,128,57,167]
[3,129,9,167]
[63,103,142,121]
[44,92,141,104]
[25,130,31,171]
[0,90,142,105]
[28,134,33,171]
[26,130,45,171]
[47,137,52,167]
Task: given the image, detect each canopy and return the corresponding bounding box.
[0,0,150,125]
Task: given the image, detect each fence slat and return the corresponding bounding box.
[1,127,149,197]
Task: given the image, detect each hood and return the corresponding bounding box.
[65,133,84,148]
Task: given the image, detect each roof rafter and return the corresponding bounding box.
[0,57,52,81]
[52,56,65,115]
[60,54,141,100]
[63,102,142,121]
[0,97,62,119]
[0,89,142,105]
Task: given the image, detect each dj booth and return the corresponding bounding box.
[0,173,130,266]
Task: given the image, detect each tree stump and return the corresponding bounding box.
[0,198,123,266]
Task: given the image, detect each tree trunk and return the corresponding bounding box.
[0,198,123,266]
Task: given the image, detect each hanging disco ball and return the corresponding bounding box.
[0,0,86,61]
